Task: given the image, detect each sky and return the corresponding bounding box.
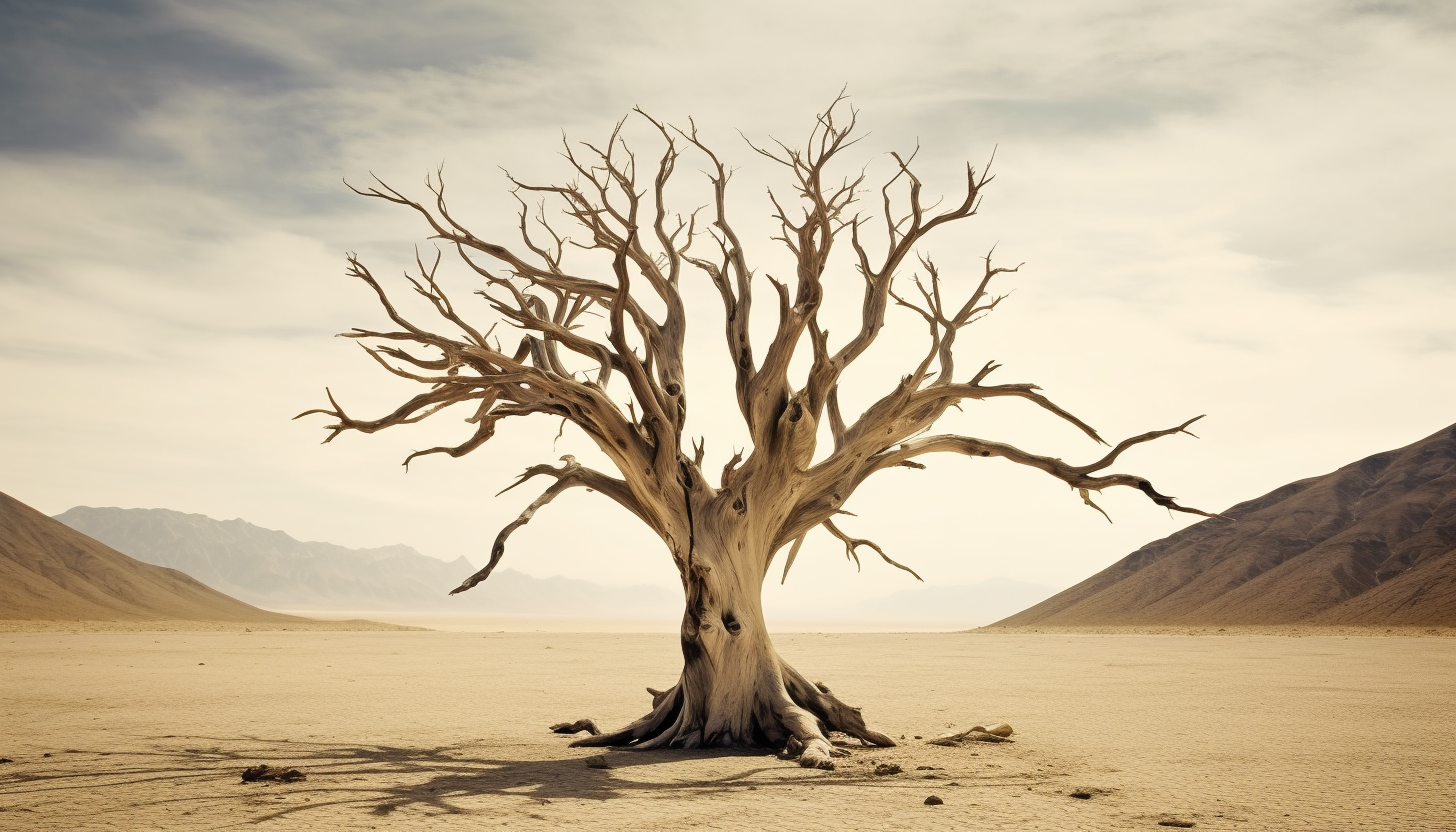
[2,0,1454,618]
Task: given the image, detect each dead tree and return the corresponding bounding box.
[299,98,1210,769]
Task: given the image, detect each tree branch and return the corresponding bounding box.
[870,426,1215,519]
[822,519,923,581]
[450,456,652,595]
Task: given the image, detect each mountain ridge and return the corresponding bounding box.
[53,505,1055,624]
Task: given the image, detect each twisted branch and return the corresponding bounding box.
[449,456,649,594]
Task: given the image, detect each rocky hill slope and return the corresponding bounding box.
[2,491,300,623]
[996,423,1456,627]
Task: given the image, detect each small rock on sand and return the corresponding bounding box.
[925,795,944,805]
[1157,821,1195,828]
[584,754,612,769]
[874,763,902,776]
[241,765,305,783]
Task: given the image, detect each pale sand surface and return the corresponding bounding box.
[2,631,1453,831]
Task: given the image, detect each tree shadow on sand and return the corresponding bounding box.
[1,735,1035,823]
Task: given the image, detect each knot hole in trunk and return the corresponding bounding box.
[721,610,742,635]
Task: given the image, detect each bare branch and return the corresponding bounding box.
[1070,416,1205,474]
[822,519,923,581]
[873,428,1216,519]
[451,456,652,595]
[779,533,808,584]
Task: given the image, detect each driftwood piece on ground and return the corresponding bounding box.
[927,723,1015,746]
[549,719,602,736]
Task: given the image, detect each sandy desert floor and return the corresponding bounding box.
[2,629,1453,831]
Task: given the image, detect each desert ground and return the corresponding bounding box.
[1,628,1452,831]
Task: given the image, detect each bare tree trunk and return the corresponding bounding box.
[572,514,894,768]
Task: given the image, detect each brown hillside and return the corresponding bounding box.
[996,423,1456,627]
[1,490,301,622]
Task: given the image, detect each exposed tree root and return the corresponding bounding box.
[570,658,893,769]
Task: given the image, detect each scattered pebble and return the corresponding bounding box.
[925,795,944,806]
[0,758,12,764]
[874,763,902,776]
[915,765,939,770]
[1070,791,1092,800]
[1158,822,1195,828]
[584,755,612,769]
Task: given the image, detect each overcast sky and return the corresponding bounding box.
[3,0,1454,617]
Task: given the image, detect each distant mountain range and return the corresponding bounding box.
[998,422,1456,627]
[53,506,682,617]
[50,505,1054,625]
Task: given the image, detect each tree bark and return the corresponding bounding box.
[571,513,894,768]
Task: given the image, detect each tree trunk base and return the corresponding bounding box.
[570,659,894,769]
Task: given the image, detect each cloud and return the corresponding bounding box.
[0,0,296,152]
